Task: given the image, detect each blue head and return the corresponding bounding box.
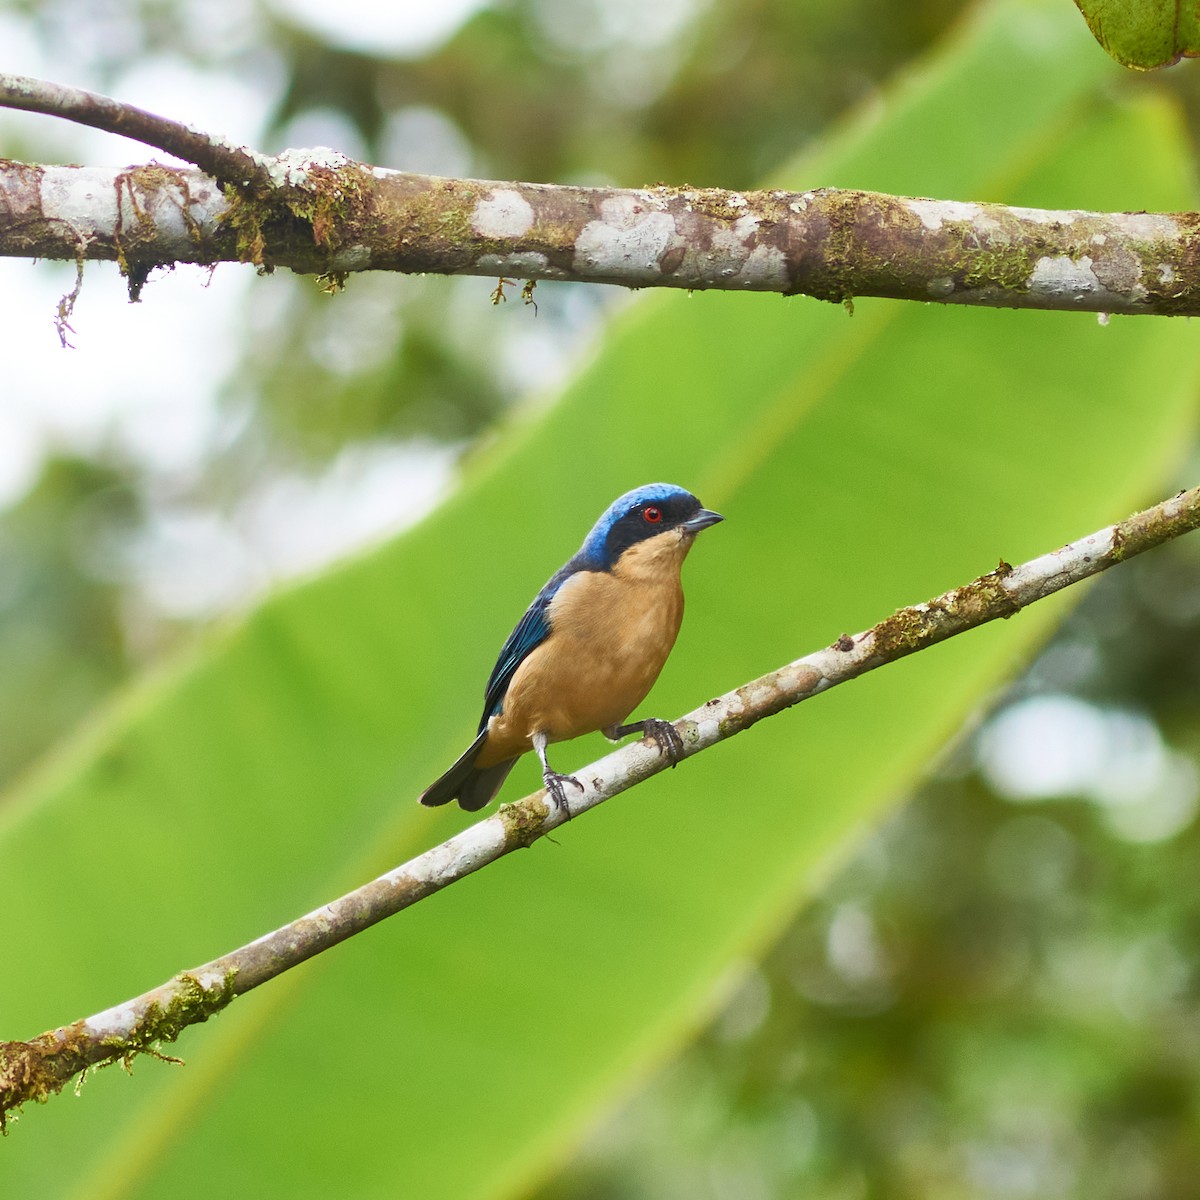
[576,483,723,571]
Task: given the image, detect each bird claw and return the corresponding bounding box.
[640,718,685,767]
[543,769,584,819]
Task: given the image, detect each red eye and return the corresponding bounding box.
[644,506,663,523]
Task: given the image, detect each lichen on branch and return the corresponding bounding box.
[2,73,1200,313]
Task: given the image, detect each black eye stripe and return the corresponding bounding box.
[600,495,700,565]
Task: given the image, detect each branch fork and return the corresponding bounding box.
[3,73,1200,313]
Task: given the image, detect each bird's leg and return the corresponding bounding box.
[603,718,685,767]
[532,730,583,819]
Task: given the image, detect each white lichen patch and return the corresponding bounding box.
[1029,255,1103,298]
[1029,254,1146,309]
[268,147,351,188]
[702,224,787,288]
[39,166,120,233]
[732,213,761,239]
[471,189,535,238]
[634,188,667,211]
[573,194,676,282]
[738,680,777,709]
[476,250,559,277]
[778,661,829,696]
[134,181,217,244]
[1112,211,1180,240]
[1159,263,1176,284]
[1007,205,1080,226]
[737,245,789,288]
[192,968,232,992]
[84,1000,140,1039]
[905,199,982,231]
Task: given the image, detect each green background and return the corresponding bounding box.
[3,1,1200,1196]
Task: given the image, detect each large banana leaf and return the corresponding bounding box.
[4,1,1198,1196]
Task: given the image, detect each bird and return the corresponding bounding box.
[419,482,724,815]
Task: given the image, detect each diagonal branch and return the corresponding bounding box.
[2,73,1200,313]
[4,482,1199,1129]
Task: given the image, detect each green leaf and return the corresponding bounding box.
[3,2,1197,1196]
[1072,0,1200,70]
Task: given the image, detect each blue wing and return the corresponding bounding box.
[477,562,575,733]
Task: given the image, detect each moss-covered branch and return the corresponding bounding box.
[4,482,1200,1130]
[3,73,1200,313]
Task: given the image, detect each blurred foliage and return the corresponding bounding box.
[0,455,140,781]
[4,1,1200,1197]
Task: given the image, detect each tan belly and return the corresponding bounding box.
[477,550,686,766]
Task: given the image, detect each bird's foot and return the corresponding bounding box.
[639,718,685,767]
[543,768,584,820]
[603,718,686,767]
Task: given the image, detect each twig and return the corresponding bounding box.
[0,73,272,191]
[4,482,1199,1128]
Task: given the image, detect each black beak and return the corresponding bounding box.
[682,508,724,534]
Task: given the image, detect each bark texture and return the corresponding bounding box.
[4,158,1200,313]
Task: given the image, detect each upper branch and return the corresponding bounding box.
[4,481,1200,1127]
[0,74,272,191]
[1,75,1199,312]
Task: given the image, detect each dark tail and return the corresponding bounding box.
[419,731,518,812]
